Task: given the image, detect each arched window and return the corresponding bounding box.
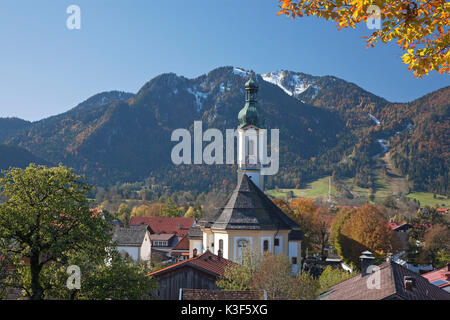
[219,239,224,252]
[263,240,269,252]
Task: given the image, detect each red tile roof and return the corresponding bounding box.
[171,236,189,251]
[320,261,450,300]
[147,251,235,278]
[130,217,195,237]
[436,208,448,213]
[422,264,450,289]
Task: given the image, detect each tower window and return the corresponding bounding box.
[248,140,254,156]
[274,238,280,247]
[292,257,297,264]
[219,239,224,252]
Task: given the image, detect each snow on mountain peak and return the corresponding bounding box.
[232,67,251,78]
[262,70,315,97]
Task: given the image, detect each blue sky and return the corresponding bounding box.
[0,0,448,121]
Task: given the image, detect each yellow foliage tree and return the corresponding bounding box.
[278,0,449,77]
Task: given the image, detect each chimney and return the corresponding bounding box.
[404,276,416,291]
[178,224,181,230]
[359,250,375,277]
[218,249,222,260]
[447,263,450,272]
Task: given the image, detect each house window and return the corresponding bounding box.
[263,240,269,252]
[274,238,280,247]
[291,257,297,264]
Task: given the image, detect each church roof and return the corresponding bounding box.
[202,174,300,231]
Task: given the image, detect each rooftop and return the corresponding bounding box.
[422,264,450,290]
[320,261,450,300]
[130,217,195,237]
[171,236,190,251]
[200,174,300,231]
[147,250,235,278]
[112,225,150,246]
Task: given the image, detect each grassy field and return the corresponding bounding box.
[266,176,337,201]
[406,192,450,208]
[266,173,448,209]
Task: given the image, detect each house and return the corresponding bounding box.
[388,222,414,251]
[130,217,195,238]
[193,78,303,274]
[112,225,152,263]
[188,225,203,258]
[319,251,450,300]
[171,236,190,262]
[147,250,235,300]
[388,222,413,232]
[422,263,450,293]
[436,208,448,214]
[130,216,196,261]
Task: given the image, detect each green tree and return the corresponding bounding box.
[217,251,319,300]
[46,249,157,300]
[162,198,180,217]
[117,203,131,228]
[318,266,355,294]
[278,0,449,77]
[0,164,111,300]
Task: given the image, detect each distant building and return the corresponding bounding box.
[112,225,152,263]
[171,236,190,262]
[319,251,450,300]
[422,263,450,293]
[148,251,235,300]
[130,216,195,261]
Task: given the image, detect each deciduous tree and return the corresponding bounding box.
[278,0,449,77]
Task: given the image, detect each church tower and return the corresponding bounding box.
[237,77,265,190]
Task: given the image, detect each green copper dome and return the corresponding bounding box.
[238,78,264,129]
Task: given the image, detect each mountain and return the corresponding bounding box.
[0,118,32,143]
[0,144,49,170]
[3,67,449,195]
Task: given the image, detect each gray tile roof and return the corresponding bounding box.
[202,174,300,231]
[112,225,149,246]
[188,225,203,239]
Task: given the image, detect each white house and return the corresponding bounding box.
[112,225,152,263]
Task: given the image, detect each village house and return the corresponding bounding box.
[148,250,235,300]
[112,225,152,263]
[130,216,195,261]
[319,251,450,300]
[422,263,450,293]
[171,235,190,262]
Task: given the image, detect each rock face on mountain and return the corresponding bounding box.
[2,66,448,194]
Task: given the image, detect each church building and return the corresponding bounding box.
[190,78,303,274]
